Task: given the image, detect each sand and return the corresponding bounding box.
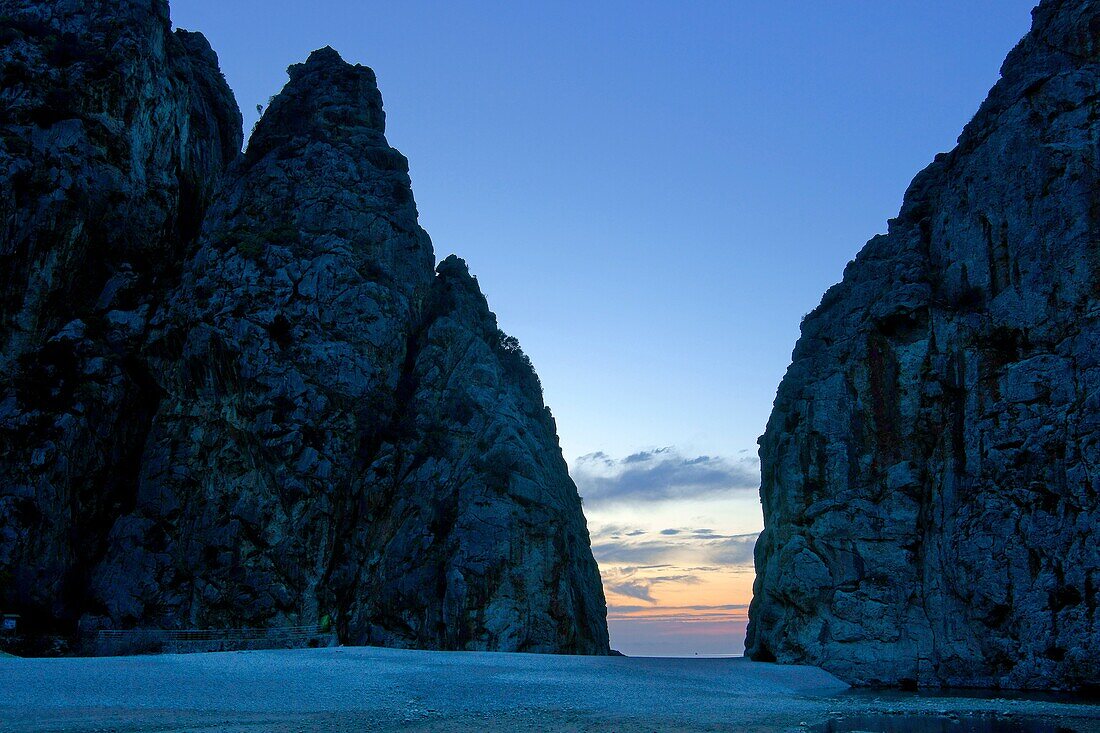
[2,647,1098,732]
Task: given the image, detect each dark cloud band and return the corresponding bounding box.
[593,528,760,576]
[573,448,759,506]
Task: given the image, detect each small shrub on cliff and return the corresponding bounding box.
[477,445,519,494]
[224,223,299,261]
[266,314,294,349]
[356,258,388,282]
[46,33,90,66]
[949,284,986,311]
[442,391,476,426]
[28,87,78,128]
[983,325,1028,367]
[232,231,265,260]
[0,26,24,47]
[265,223,299,246]
[493,330,544,401]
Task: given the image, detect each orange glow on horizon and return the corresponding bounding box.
[600,563,754,623]
[583,497,763,655]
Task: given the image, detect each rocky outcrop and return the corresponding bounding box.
[748,0,1100,690]
[0,0,242,636]
[345,254,608,652]
[83,46,436,635]
[0,5,608,654]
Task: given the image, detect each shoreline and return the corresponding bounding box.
[3,647,1098,732]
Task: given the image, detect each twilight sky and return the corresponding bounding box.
[172,0,1037,656]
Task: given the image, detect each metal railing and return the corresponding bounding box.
[96,624,328,641]
[93,624,336,655]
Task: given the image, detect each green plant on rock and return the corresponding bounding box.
[493,329,544,400]
[233,231,265,260]
[225,223,300,261]
[478,444,519,494]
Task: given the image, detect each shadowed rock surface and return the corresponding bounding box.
[748,0,1100,690]
[0,3,607,655]
[345,254,607,652]
[0,0,243,640]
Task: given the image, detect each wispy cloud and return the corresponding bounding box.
[607,602,750,623]
[591,525,759,568]
[577,447,762,655]
[707,534,758,565]
[602,567,704,604]
[573,448,759,507]
[608,581,659,602]
[609,603,749,614]
[593,539,686,565]
[595,524,650,540]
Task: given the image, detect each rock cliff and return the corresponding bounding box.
[0,0,242,638]
[0,2,608,655]
[748,0,1100,690]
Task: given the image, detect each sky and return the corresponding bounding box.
[171,0,1038,656]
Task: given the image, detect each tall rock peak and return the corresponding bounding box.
[0,2,608,657]
[248,46,385,162]
[302,45,352,68]
[438,253,472,275]
[749,0,1100,691]
[435,255,483,296]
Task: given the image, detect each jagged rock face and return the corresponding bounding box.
[748,0,1100,690]
[0,0,242,632]
[89,49,607,653]
[0,2,608,655]
[86,48,436,631]
[347,255,608,653]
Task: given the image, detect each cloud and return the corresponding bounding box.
[596,524,649,540]
[592,539,682,565]
[608,581,658,602]
[591,526,760,568]
[608,603,749,615]
[708,534,758,566]
[603,568,703,604]
[607,602,750,623]
[573,448,759,507]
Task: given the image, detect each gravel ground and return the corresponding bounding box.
[1,647,1098,732]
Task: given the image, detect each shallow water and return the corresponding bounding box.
[819,714,1081,733]
[841,687,1100,706]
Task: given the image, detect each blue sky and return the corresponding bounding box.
[171,0,1038,655]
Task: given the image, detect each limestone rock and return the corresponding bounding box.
[0,3,608,655]
[346,255,608,653]
[748,0,1100,690]
[0,0,242,635]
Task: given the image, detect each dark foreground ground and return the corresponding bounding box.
[2,647,1098,732]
